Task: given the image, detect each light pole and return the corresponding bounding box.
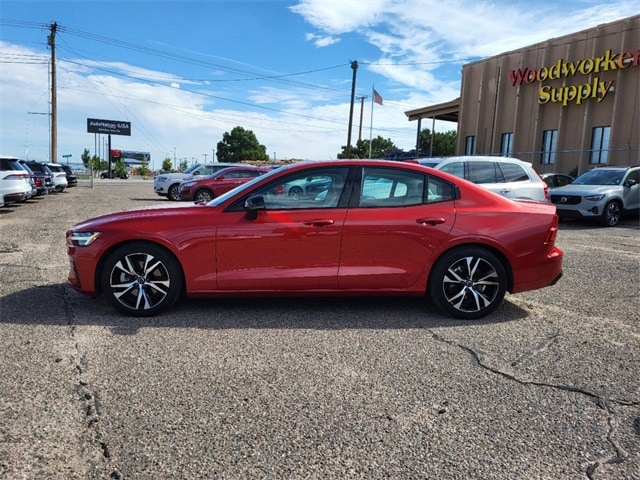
[62,154,72,165]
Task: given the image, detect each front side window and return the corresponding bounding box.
[590,126,611,164]
[438,161,464,179]
[541,130,557,165]
[251,167,349,210]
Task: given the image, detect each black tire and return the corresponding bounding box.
[288,186,304,199]
[428,247,507,320]
[100,242,184,316]
[598,200,622,227]
[168,183,181,201]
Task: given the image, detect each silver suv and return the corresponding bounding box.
[550,166,640,227]
[154,162,237,200]
[432,156,549,201]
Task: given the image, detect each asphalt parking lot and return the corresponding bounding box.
[1,179,638,480]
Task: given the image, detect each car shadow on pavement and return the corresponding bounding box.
[1,283,531,334]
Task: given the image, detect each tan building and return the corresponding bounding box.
[406,14,639,176]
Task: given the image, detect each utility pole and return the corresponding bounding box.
[346,61,358,159]
[356,95,367,142]
[47,23,57,163]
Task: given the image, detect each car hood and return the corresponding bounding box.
[551,184,619,196]
[70,202,210,231]
[157,172,192,180]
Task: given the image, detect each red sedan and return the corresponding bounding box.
[66,160,563,320]
[178,165,270,202]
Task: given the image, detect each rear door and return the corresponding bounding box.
[339,167,456,290]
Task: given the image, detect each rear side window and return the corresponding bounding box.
[467,161,502,183]
[427,176,456,203]
[499,163,530,182]
[0,158,21,170]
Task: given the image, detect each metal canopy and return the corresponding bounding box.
[405,98,460,123]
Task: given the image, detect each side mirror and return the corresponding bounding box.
[624,179,637,187]
[244,194,266,220]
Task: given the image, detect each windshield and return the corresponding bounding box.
[183,164,200,174]
[573,169,624,186]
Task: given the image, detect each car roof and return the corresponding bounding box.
[436,155,532,165]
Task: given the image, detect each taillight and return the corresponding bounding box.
[3,173,27,180]
[545,215,559,244]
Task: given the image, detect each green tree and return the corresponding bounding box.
[217,126,269,162]
[161,157,173,173]
[81,148,91,168]
[418,129,457,157]
[179,158,189,171]
[114,160,127,178]
[337,136,397,159]
[139,159,149,178]
[88,154,105,175]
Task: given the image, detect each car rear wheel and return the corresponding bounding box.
[101,242,183,316]
[599,200,622,227]
[194,189,213,203]
[428,247,507,320]
[288,186,304,199]
[168,184,181,201]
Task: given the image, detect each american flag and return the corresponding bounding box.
[373,88,383,105]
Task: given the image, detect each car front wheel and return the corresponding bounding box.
[100,242,183,316]
[599,200,622,227]
[168,184,181,201]
[428,247,507,320]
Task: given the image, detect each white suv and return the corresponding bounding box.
[46,163,69,192]
[1,156,32,204]
[550,166,640,227]
[154,162,237,200]
[432,156,549,201]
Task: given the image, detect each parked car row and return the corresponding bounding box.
[0,156,77,208]
[410,156,639,227]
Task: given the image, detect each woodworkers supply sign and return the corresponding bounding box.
[509,48,640,106]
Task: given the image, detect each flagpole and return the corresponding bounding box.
[369,85,375,159]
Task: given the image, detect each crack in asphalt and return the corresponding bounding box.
[429,330,638,479]
[60,284,123,480]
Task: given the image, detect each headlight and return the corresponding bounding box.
[67,231,101,246]
[181,181,195,188]
[157,176,168,183]
[585,194,605,201]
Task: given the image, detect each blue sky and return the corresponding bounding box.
[1,0,638,168]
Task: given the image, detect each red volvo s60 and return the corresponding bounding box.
[66,160,563,319]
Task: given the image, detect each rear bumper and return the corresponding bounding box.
[511,247,563,293]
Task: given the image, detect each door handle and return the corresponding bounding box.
[303,219,335,227]
[416,217,446,226]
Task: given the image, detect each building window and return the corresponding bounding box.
[540,130,557,165]
[464,136,475,155]
[590,126,611,164]
[501,133,513,156]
